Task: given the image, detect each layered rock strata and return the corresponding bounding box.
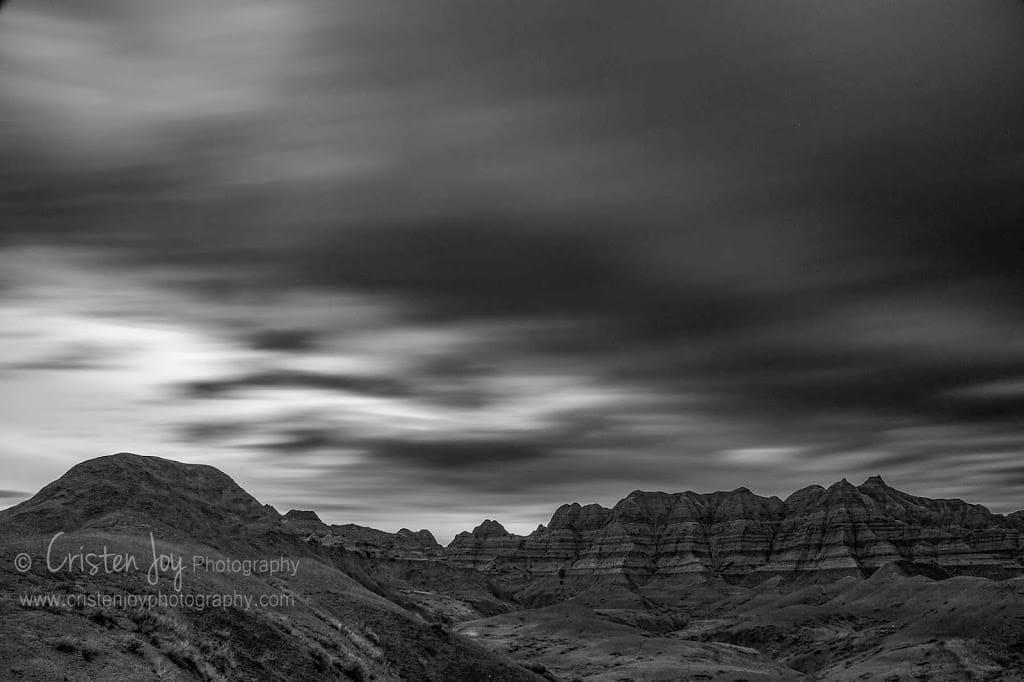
[444,477,1024,584]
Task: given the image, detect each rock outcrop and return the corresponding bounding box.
[280,510,444,560]
[306,523,443,560]
[282,508,327,534]
[446,520,523,569]
[443,476,1024,585]
[284,509,323,523]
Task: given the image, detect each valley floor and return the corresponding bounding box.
[443,570,1024,681]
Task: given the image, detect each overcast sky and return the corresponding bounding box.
[2,1,1024,541]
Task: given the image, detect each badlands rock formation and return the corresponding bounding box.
[445,476,1024,585]
[284,510,443,559]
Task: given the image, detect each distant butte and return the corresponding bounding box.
[444,475,1024,589]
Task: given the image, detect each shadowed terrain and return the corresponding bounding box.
[0,454,542,681]
[3,453,1024,680]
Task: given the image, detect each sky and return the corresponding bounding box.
[1,0,1023,542]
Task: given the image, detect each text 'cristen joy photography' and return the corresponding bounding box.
[12,531,300,592]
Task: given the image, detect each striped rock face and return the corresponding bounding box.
[443,477,1024,587]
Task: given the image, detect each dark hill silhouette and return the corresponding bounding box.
[0,453,544,681]
[0,453,280,543]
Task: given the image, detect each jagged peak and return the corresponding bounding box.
[472,519,509,537]
[860,475,888,488]
[395,528,439,544]
[828,477,856,490]
[549,501,612,530]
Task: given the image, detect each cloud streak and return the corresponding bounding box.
[1,1,1024,538]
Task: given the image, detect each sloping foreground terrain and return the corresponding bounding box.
[4,453,1024,680]
[0,453,542,681]
[455,566,1024,680]
[299,472,1024,680]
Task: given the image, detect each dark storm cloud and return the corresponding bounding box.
[179,413,552,466]
[254,428,343,453]
[179,421,252,443]
[6,0,1023,331]
[181,370,410,399]
[293,218,765,337]
[688,341,1024,421]
[368,439,550,470]
[3,0,1024,521]
[0,490,29,500]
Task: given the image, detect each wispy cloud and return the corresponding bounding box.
[2,1,1023,539]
